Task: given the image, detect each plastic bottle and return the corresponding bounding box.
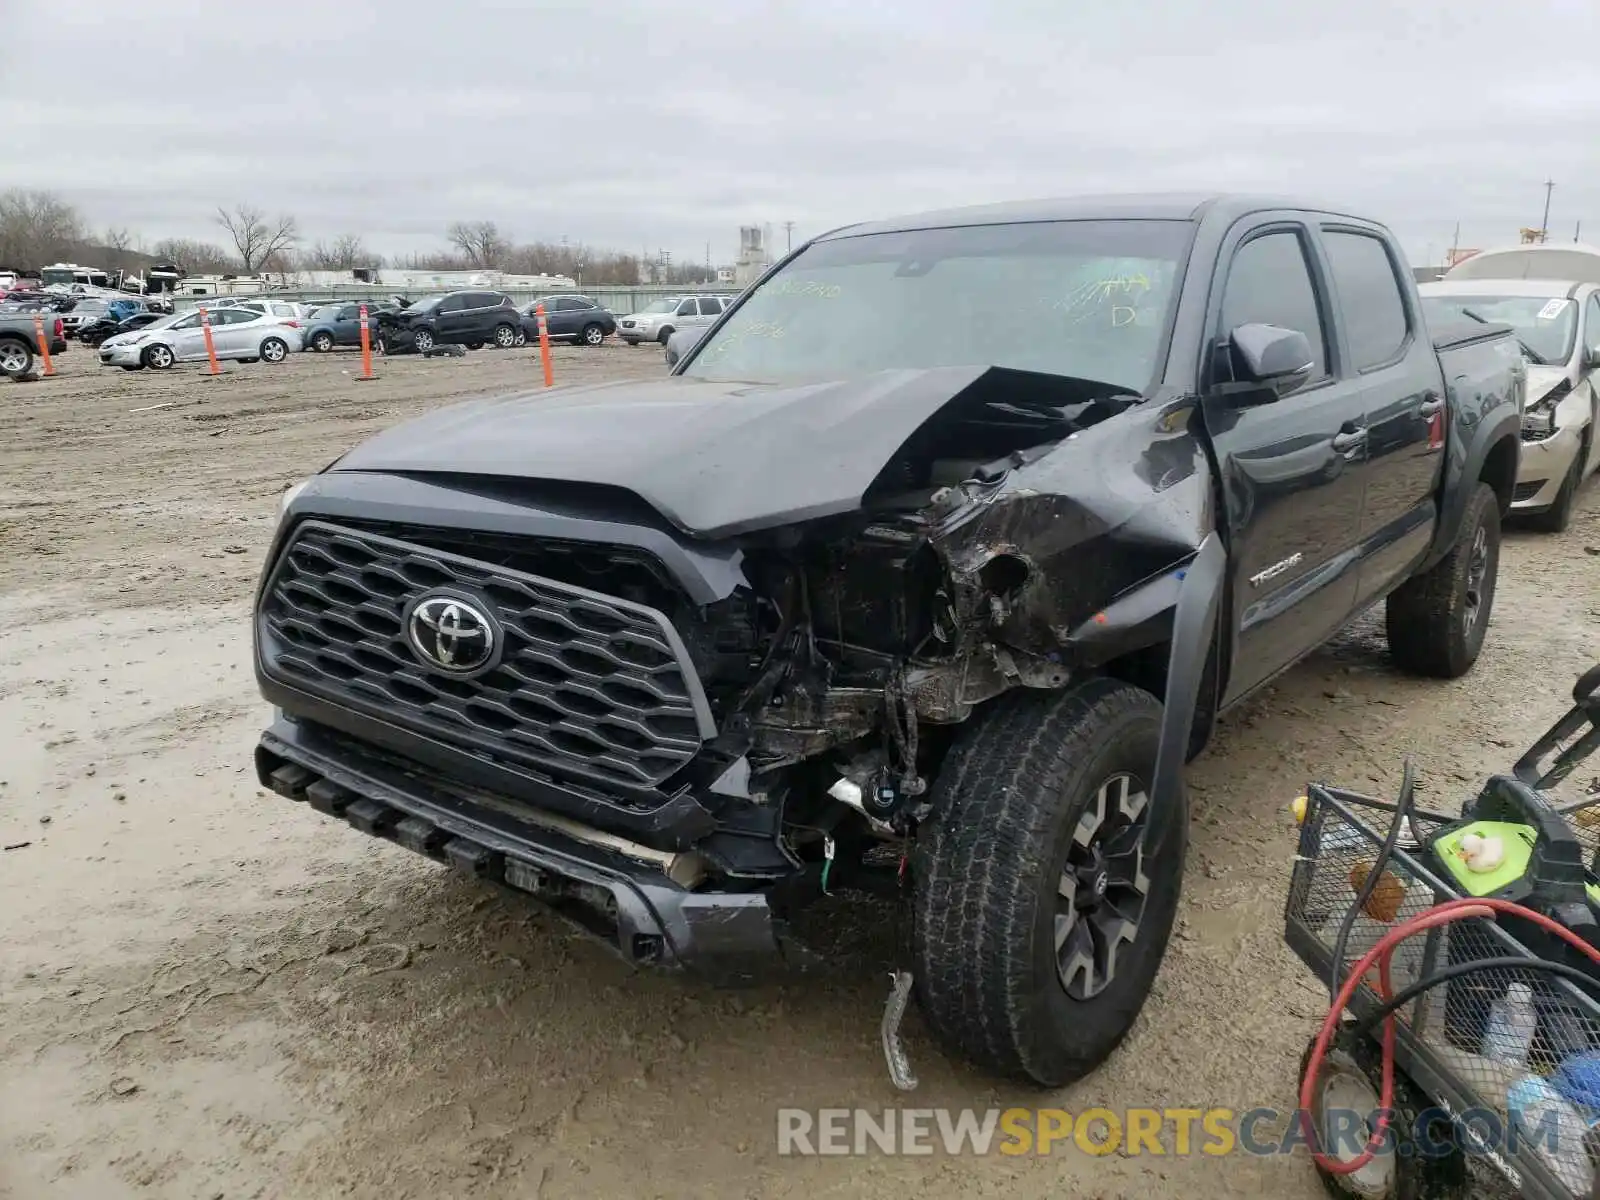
[1482,983,1538,1067]
[1506,1075,1595,1193]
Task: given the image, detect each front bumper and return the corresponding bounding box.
[1514,422,1584,511]
[99,342,145,366]
[255,717,812,985]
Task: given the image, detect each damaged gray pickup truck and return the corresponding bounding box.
[253,194,1526,1088]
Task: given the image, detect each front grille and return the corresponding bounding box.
[337,520,689,618]
[259,522,711,793]
[1513,480,1544,502]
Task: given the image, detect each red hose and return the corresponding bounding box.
[1300,896,1600,1176]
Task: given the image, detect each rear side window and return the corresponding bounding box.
[1587,294,1600,357]
[1323,230,1410,370]
[699,298,723,315]
[553,297,582,312]
[1220,230,1329,380]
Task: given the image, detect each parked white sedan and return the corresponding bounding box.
[98,307,305,370]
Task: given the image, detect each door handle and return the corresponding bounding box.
[1419,392,1444,417]
[1331,428,1367,454]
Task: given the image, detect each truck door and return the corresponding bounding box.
[1317,225,1445,607]
[1201,221,1370,704]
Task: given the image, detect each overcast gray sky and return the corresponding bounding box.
[7,0,1597,266]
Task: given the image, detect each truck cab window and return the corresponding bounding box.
[1220,231,1328,382]
[1323,231,1409,370]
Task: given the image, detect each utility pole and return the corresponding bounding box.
[784,221,794,253]
[1449,221,1460,266]
[1540,179,1555,242]
[1577,221,1583,244]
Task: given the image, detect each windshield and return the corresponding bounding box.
[1421,294,1578,366]
[406,296,444,313]
[682,219,1194,391]
[641,299,679,314]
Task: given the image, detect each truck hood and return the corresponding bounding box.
[331,367,1023,537]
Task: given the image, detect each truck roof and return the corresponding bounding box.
[818,193,1372,240]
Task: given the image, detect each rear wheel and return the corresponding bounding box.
[1385,481,1500,678]
[259,337,289,364]
[1302,1028,1468,1199]
[581,322,605,346]
[310,330,335,352]
[912,679,1185,1087]
[0,337,33,377]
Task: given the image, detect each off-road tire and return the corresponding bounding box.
[1384,481,1500,678]
[0,336,34,378]
[911,678,1185,1088]
[1301,1028,1468,1199]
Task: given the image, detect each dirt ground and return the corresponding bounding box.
[2,343,1597,1200]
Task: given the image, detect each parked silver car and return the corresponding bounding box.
[1421,278,1600,531]
[617,294,732,345]
[98,307,305,370]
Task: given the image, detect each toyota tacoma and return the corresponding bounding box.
[254,195,1524,1087]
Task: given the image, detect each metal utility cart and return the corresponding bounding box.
[1286,664,1600,1200]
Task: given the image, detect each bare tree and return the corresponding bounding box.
[0,189,86,267]
[306,233,377,270]
[446,220,509,269]
[216,204,298,273]
[150,238,239,274]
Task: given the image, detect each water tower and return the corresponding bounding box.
[735,225,771,287]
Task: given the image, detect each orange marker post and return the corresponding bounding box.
[535,302,553,388]
[32,314,56,376]
[357,304,375,380]
[198,305,221,375]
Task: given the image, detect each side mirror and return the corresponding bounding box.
[1227,323,1316,400]
[1585,346,1600,371]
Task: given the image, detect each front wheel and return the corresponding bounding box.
[493,322,517,348]
[912,679,1185,1087]
[259,337,289,364]
[411,328,435,353]
[622,338,640,347]
[581,323,604,346]
[1524,437,1587,534]
[0,337,34,377]
[120,365,143,372]
[1384,481,1500,678]
[657,326,675,345]
[143,343,175,370]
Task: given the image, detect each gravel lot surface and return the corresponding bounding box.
[3,344,1596,1198]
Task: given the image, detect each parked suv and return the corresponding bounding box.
[519,295,617,346]
[304,303,384,352]
[380,291,519,353]
[618,294,729,345]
